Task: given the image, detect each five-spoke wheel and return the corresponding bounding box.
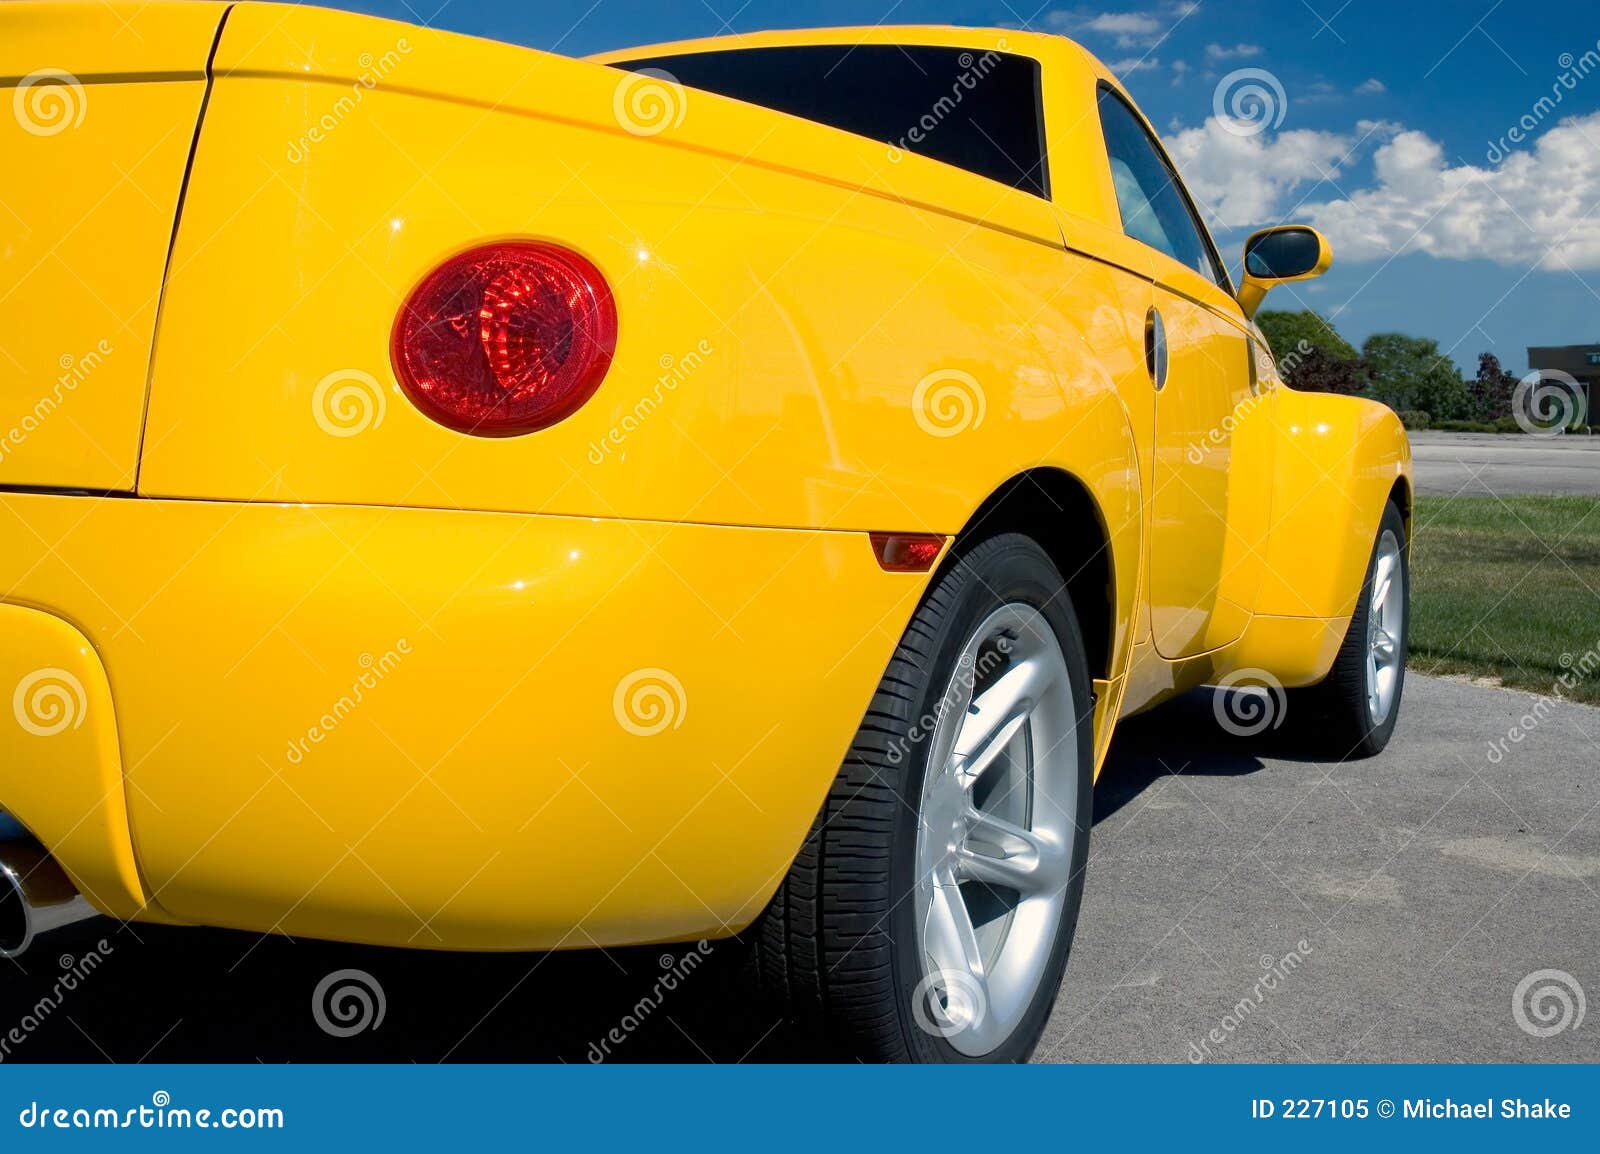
[757,533,1093,1062]
[913,603,1078,1056]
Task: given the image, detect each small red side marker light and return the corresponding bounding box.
[870,532,946,573]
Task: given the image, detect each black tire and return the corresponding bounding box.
[1284,500,1409,759]
[756,533,1095,1062]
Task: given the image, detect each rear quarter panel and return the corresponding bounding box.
[140,4,1146,665]
[140,7,1139,540]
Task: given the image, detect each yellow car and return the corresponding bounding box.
[0,3,1410,1062]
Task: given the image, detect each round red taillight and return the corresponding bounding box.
[390,242,618,436]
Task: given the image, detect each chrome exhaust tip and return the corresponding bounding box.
[0,837,97,959]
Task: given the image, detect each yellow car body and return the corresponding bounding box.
[0,3,1409,951]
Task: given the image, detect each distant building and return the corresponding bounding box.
[1526,344,1599,418]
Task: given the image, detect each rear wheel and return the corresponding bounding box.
[757,533,1094,1062]
[1284,500,1409,759]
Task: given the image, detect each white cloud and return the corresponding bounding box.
[1045,5,1194,48]
[1294,80,1344,105]
[1165,118,1359,230]
[1205,42,1262,61]
[1081,12,1163,45]
[1353,117,1406,138]
[1109,56,1162,74]
[1301,111,1600,270]
[1171,59,1190,85]
[1355,77,1387,94]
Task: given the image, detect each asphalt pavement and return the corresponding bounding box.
[3,674,1594,1063]
[1410,431,1600,496]
[1039,673,1598,1063]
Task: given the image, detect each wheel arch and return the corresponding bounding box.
[949,468,1115,682]
[1255,391,1412,620]
[1389,473,1413,541]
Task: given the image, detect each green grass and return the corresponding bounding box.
[1410,496,1600,704]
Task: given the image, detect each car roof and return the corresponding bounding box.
[586,25,1095,70]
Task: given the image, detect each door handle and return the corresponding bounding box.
[1145,307,1168,391]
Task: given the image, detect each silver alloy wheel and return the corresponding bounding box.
[1366,528,1404,727]
[912,603,1078,1057]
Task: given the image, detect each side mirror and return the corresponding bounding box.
[1237,226,1332,319]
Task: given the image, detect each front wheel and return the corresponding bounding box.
[757,533,1094,1062]
[1284,500,1409,759]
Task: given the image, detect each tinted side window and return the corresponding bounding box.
[1096,89,1227,288]
[612,45,1049,199]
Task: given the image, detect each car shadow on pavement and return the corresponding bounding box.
[2,686,1293,1065]
[1092,686,1274,823]
[1091,680,1367,822]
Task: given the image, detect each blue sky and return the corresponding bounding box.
[334,0,1600,373]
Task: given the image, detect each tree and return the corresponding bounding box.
[1468,352,1516,422]
[1255,309,1359,364]
[1254,309,1367,394]
[1286,345,1370,395]
[1362,332,1470,420]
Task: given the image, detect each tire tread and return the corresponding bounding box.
[755,533,1091,1061]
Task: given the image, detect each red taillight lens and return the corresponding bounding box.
[391,242,617,436]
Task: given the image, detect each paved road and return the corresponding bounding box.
[1411,430,1600,496]
[3,676,1596,1063]
[1041,675,1598,1063]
